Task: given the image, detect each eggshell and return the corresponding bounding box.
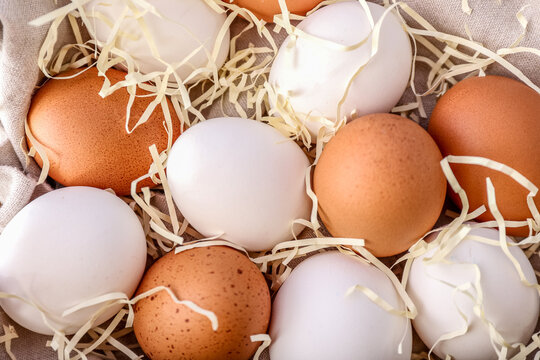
[407,226,539,359]
[27,67,181,196]
[313,114,446,257]
[269,1,412,137]
[0,187,147,335]
[231,0,324,22]
[428,75,540,236]
[166,117,311,251]
[133,246,271,360]
[269,251,412,359]
[85,0,230,83]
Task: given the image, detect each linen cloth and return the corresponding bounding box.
[0,0,539,358]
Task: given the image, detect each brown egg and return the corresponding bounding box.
[313,114,447,257]
[428,75,540,236]
[133,246,271,360]
[27,67,181,196]
[232,0,323,22]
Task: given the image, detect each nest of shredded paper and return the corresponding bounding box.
[6,0,540,359]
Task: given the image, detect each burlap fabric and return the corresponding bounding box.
[0,0,539,358]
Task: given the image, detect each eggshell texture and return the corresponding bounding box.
[133,246,271,360]
[232,0,324,22]
[85,0,229,83]
[269,1,412,137]
[0,187,147,335]
[269,251,412,359]
[428,76,540,236]
[166,117,311,251]
[407,226,539,359]
[27,67,181,196]
[314,114,446,257]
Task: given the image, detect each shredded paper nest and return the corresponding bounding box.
[4,0,539,359]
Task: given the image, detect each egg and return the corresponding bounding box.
[269,251,412,359]
[231,0,324,22]
[85,0,230,82]
[428,75,540,236]
[0,187,147,335]
[27,67,181,196]
[313,114,447,257]
[407,226,539,359]
[133,246,271,360]
[269,1,412,137]
[166,117,311,251]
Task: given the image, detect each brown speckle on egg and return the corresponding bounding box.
[133,245,271,360]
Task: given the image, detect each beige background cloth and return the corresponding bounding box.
[0,0,539,358]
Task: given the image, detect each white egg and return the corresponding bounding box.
[85,0,230,83]
[269,252,412,359]
[167,117,311,251]
[269,1,412,137]
[0,187,147,335]
[407,226,540,359]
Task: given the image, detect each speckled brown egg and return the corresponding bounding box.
[313,114,447,257]
[428,76,540,236]
[26,67,181,196]
[133,246,271,360]
[232,0,323,22]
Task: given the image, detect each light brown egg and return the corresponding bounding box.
[27,67,181,196]
[313,114,447,257]
[133,246,271,360]
[428,75,540,236]
[232,0,324,22]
